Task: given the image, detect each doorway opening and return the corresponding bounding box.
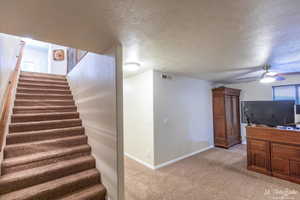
[21,38,68,75]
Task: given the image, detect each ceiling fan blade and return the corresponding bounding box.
[216,66,263,83]
[222,76,260,84]
[275,76,286,81]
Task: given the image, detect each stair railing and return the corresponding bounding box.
[0,41,25,152]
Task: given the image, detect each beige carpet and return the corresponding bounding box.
[125,145,300,200]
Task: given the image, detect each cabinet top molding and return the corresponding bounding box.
[212,87,241,96]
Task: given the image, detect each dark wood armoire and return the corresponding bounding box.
[212,87,241,148]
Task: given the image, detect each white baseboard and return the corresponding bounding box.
[125,145,214,170]
[124,153,155,169]
[154,145,214,169]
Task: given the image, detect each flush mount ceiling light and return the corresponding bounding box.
[259,64,285,83]
[124,62,141,72]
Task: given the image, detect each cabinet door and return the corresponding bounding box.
[225,95,232,139]
[230,96,241,143]
[271,143,300,183]
[247,139,271,174]
[213,95,227,146]
[225,95,241,147]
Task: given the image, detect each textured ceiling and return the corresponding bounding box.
[1,0,300,81]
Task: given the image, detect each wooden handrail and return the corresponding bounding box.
[0,41,25,151]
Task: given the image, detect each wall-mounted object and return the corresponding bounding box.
[212,87,241,148]
[53,49,65,61]
[161,73,172,80]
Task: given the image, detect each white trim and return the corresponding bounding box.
[242,140,247,144]
[124,153,155,169]
[125,145,214,170]
[154,145,214,169]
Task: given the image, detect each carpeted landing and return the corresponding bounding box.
[0,71,106,200]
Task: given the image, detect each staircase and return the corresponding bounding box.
[0,71,106,200]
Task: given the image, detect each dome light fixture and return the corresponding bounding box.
[124,62,141,72]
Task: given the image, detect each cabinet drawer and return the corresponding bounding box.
[249,140,268,152]
[272,143,300,161]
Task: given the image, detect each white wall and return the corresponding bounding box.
[0,33,21,114]
[123,70,214,168]
[123,70,154,166]
[153,71,214,166]
[68,49,123,200]
[21,45,49,73]
[225,74,300,141]
[49,44,67,75]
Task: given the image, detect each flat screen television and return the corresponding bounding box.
[297,105,300,114]
[241,100,295,127]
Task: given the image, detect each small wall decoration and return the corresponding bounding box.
[53,49,65,61]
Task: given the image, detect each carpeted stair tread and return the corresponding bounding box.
[2,145,91,169]
[2,145,91,174]
[21,71,66,78]
[20,73,67,81]
[13,105,77,114]
[13,105,76,110]
[19,78,68,86]
[59,184,106,200]
[19,75,66,81]
[16,93,73,100]
[7,126,84,144]
[0,169,100,200]
[9,119,82,133]
[4,135,88,158]
[0,156,95,195]
[18,82,70,90]
[14,99,75,106]
[11,112,80,123]
[17,88,71,95]
[5,135,87,148]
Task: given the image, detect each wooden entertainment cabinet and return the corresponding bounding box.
[247,126,300,184]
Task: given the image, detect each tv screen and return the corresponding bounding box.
[241,100,295,127]
[297,105,300,114]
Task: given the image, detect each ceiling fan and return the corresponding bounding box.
[259,64,285,83]
[218,63,292,84]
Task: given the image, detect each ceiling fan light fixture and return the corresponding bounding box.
[266,71,278,76]
[260,75,276,83]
